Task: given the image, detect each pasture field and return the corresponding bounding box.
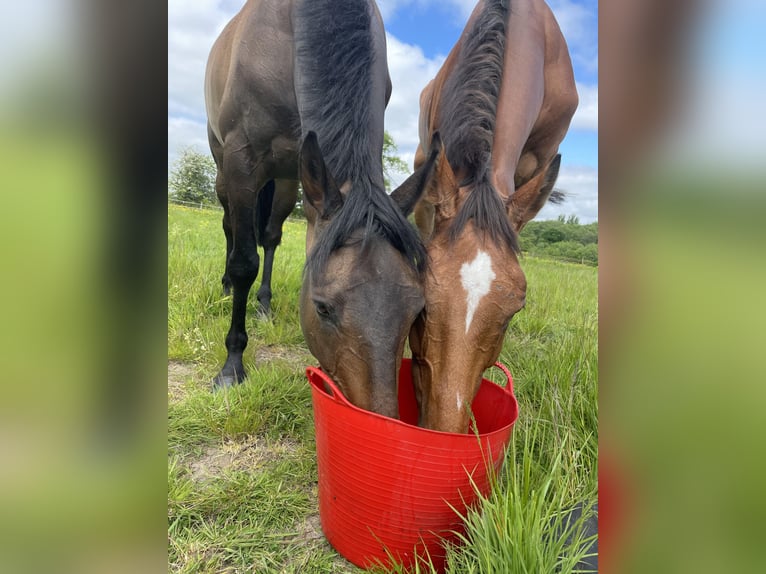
[168,204,597,573]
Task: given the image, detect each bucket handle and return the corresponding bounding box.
[311,362,514,406]
[491,362,515,396]
[307,366,354,408]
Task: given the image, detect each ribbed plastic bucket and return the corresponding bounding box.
[306,358,518,572]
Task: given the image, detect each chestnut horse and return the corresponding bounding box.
[205,0,439,418]
[410,0,578,432]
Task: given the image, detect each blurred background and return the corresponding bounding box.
[0,0,764,572]
[0,1,166,572]
[600,0,766,571]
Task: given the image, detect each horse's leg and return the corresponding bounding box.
[252,179,275,316]
[208,125,233,295]
[256,179,298,316]
[213,137,263,388]
[218,174,234,296]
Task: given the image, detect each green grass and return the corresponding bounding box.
[168,204,597,573]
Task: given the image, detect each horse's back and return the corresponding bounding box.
[416,0,573,179]
[204,10,240,143]
[205,0,299,161]
[525,0,578,149]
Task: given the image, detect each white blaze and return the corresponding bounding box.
[459,250,496,334]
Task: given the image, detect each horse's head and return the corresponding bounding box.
[299,132,441,419]
[411,144,562,433]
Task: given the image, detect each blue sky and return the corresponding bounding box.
[168,0,599,221]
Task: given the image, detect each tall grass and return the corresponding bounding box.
[168,204,597,573]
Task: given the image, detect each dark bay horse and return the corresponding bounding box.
[410,0,578,432]
[204,0,440,417]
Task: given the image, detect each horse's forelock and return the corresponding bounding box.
[306,182,427,279]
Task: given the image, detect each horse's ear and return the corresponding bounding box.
[390,132,443,216]
[508,154,562,233]
[300,131,343,220]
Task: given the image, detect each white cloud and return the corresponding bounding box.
[536,165,598,223]
[167,0,597,223]
[547,0,598,75]
[571,82,598,132]
[167,1,233,166]
[449,0,485,19]
[168,116,210,167]
[168,1,229,121]
[376,0,411,20]
[384,34,446,177]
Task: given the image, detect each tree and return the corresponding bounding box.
[169,147,217,205]
[383,132,410,192]
[542,226,566,243]
[518,218,598,265]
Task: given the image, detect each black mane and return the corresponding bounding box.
[293,0,381,186]
[295,0,427,275]
[437,0,519,252]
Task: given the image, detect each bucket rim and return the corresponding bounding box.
[306,359,518,439]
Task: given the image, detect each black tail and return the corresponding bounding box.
[548,189,566,204]
[255,180,275,247]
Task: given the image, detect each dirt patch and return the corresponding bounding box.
[188,436,301,481]
[296,511,324,543]
[287,487,359,572]
[168,361,197,404]
[254,344,315,369]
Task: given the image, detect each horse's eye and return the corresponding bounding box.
[314,300,334,320]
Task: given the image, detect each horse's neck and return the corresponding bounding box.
[424,0,546,187]
[493,0,577,197]
[490,0,547,197]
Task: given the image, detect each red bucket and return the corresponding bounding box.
[306,358,519,572]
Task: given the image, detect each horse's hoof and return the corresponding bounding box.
[256,292,272,318]
[212,373,239,389]
[256,304,272,319]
